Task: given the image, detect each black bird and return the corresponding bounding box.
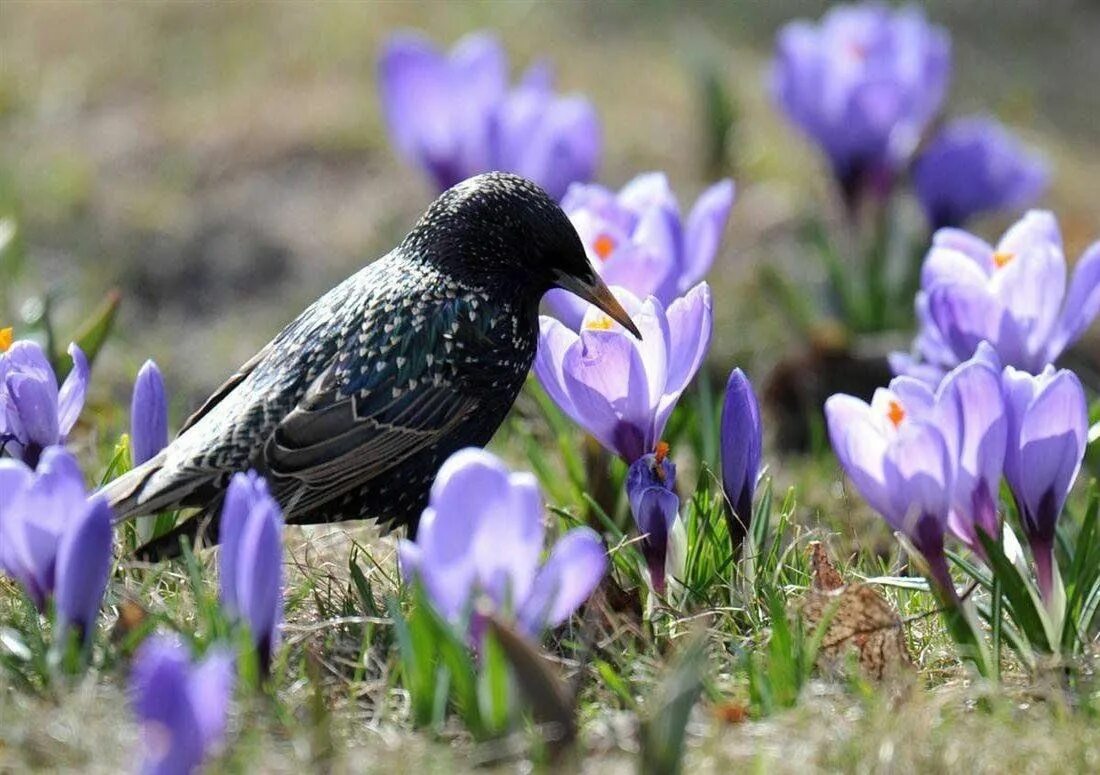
[104,172,638,554]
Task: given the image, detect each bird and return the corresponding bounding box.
[103,172,639,558]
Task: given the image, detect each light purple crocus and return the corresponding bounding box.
[131,634,234,775]
[720,368,762,547]
[534,283,713,463]
[0,339,89,467]
[891,211,1100,384]
[378,31,600,200]
[398,448,607,644]
[913,116,1048,230]
[0,446,113,642]
[626,446,679,594]
[825,353,1007,597]
[771,3,950,205]
[1002,365,1088,603]
[547,173,734,327]
[218,471,283,672]
[131,360,169,467]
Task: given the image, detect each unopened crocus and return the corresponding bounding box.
[131,360,169,466]
[378,31,600,200]
[398,448,607,643]
[913,116,1048,230]
[534,283,713,463]
[1002,365,1088,603]
[825,355,1007,597]
[547,173,734,326]
[720,368,762,549]
[131,635,234,775]
[891,211,1100,383]
[626,445,680,594]
[0,446,113,642]
[218,471,283,671]
[771,3,950,205]
[0,339,89,466]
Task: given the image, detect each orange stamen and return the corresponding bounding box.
[0,327,11,353]
[655,441,670,463]
[584,315,614,331]
[993,251,1014,269]
[887,399,906,429]
[593,233,616,261]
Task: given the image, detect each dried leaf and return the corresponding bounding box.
[801,542,913,680]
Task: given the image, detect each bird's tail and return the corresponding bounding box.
[99,453,222,560]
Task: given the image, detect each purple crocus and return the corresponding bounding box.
[398,448,607,643]
[131,635,234,775]
[720,368,762,548]
[825,354,1007,597]
[1002,365,1088,603]
[0,339,89,467]
[771,3,950,205]
[547,173,734,327]
[913,116,1048,230]
[378,31,600,200]
[0,446,113,641]
[626,445,679,594]
[891,211,1100,383]
[218,471,283,672]
[534,283,713,463]
[131,360,169,466]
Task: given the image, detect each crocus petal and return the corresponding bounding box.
[56,344,89,438]
[1048,240,1100,360]
[881,421,952,541]
[233,498,283,662]
[54,496,113,643]
[927,282,1026,365]
[131,359,169,466]
[131,636,210,775]
[682,179,734,289]
[218,471,267,614]
[6,372,60,449]
[824,394,892,518]
[188,649,235,751]
[518,527,606,633]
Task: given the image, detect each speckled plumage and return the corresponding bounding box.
[105,173,620,550]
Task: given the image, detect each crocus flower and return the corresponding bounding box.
[534,283,713,463]
[131,635,234,775]
[891,211,1100,383]
[218,471,283,671]
[378,31,600,200]
[1002,365,1088,603]
[0,446,113,641]
[771,3,950,204]
[547,173,734,327]
[626,445,680,594]
[824,354,1007,597]
[912,116,1048,230]
[131,360,169,466]
[0,339,89,467]
[720,368,762,548]
[398,448,607,643]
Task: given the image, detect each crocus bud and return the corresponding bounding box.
[131,360,168,466]
[218,472,283,672]
[626,444,679,594]
[131,635,234,775]
[720,368,762,552]
[1002,365,1088,603]
[55,496,113,646]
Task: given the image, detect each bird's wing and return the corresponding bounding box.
[263,294,493,515]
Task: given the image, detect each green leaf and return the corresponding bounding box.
[65,289,121,370]
[639,634,708,775]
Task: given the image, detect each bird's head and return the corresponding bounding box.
[406,172,641,338]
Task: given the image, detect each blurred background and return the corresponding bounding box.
[2,0,1098,416]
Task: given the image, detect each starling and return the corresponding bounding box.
[104,173,638,556]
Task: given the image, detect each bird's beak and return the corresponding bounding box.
[554,271,642,339]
